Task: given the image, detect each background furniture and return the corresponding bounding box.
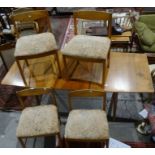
[64,89,109,147]
[61,10,112,86]
[10,10,61,86]
[134,14,155,53]
[16,87,61,148]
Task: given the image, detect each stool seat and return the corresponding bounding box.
[15,32,57,57]
[65,109,109,140]
[62,35,111,60]
[16,105,59,138]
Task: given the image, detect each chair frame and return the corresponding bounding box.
[10,9,52,38]
[65,89,109,148]
[10,10,61,86]
[16,87,62,148]
[62,10,112,86]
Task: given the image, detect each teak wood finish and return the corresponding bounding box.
[65,89,109,148]
[10,10,61,86]
[10,9,52,38]
[62,10,112,86]
[16,87,57,109]
[16,87,62,148]
[104,52,154,119]
[1,53,103,90]
[74,10,112,37]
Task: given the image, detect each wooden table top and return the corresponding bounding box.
[104,52,154,93]
[2,52,154,93]
[1,55,103,90]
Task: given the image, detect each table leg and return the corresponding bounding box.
[108,93,115,116]
[108,92,118,120]
[112,92,118,121]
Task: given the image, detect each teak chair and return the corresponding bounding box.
[64,89,109,148]
[61,10,112,86]
[10,10,61,86]
[10,8,51,38]
[16,87,61,148]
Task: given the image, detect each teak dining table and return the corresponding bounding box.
[1,52,154,120]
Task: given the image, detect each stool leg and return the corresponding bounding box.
[16,59,27,86]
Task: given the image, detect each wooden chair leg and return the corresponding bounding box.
[65,139,69,148]
[63,56,69,79]
[105,139,109,148]
[56,133,62,148]
[103,93,106,111]
[102,61,106,86]
[24,59,35,78]
[18,137,26,148]
[16,59,27,86]
[55,52,62,78]
[107,50,110,68]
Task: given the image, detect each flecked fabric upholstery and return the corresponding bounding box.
[62,35,111,59]
[16,105,59,138]
[15,32,58,57]
[65,109,109,140]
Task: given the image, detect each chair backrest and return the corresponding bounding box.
[16,87,56,109]
[68,89,106,111]
[10,9,52,38]
[73,10,112,38]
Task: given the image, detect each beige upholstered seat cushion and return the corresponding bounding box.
[16,105,59,138]
[62,35,111,59]
[15,32,57,57]
[65,109,109,140]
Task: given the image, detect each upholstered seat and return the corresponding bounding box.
[16,105,59,138]
[65,109,109,140]
[62,35,111,59]
[15,32,57,57]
